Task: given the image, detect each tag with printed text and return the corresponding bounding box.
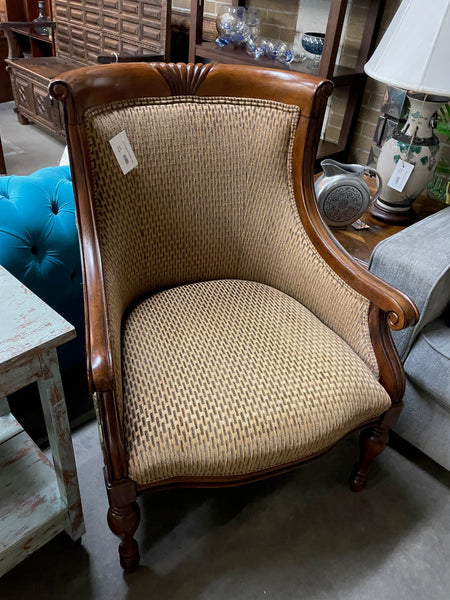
[109,131,138,175]
[387,160,414,192]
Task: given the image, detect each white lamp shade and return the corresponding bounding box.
[364,0,450,96]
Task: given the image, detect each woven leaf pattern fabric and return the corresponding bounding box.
[122,279,391,485]
[83,96,378,420]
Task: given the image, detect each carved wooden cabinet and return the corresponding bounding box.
[4,0,171,137]
[53,0,171,64]
[5,56,85,136]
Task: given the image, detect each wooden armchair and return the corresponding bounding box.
[51,63,418,572]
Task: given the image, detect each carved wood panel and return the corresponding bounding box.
[6,61,68,135]
[52,0,170,64]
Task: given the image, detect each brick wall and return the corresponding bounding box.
[319,0,370,147]
[349,0,401,163]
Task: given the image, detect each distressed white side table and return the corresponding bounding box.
[0,266,85,576]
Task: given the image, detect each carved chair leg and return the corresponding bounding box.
[349,425,389,492]
[107,501,141,572]
[350,403,403,492]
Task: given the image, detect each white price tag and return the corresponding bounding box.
[387,160,414,192]
[109,131,138,175]
[351,219,370,230]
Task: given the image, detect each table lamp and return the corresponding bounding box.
[364,0,450,223]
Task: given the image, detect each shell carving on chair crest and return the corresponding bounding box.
[155,62,213,95]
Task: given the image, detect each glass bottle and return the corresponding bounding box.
[33,1,50,36]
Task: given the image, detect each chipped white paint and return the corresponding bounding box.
[0,398,23,443]
[0,266,85,577]
[0,267,75,377]
[0,430,67,572]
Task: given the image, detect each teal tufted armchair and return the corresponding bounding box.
[0,165,84,369]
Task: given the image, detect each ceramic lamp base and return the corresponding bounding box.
[373,93,448,223]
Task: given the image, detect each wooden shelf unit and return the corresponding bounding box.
[2,21,55,58]
[5,0,54,22]
[1,0,54,100]
[189,0,385,163]
[0,0,54,56]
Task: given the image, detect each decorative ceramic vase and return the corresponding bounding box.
[301,32,325,71]
[315,159,382,228]
[33,1,50,36]
[371,93,448,223]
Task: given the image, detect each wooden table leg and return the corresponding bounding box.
[37,349,85,541]
[0,136,6,175]
[0,396,22,441]
[0,396,9,416]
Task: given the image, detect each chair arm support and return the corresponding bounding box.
[336,239,419,332]
[299,179,419,332]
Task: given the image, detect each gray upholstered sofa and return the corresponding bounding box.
[369,207,450,470]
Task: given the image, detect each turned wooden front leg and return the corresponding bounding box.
[350,403,403,492]
[106,478,140,572]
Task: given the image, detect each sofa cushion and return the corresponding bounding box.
[369,207,450,360]
[404,317,450,410]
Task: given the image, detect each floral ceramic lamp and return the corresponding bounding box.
[364,0,450,224]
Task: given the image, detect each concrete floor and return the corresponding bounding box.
[0,101,65,175]
[1,420,449,600]
[1,99,450,599]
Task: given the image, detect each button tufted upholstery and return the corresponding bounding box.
[0,166,84,368]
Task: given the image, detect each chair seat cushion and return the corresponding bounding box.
[122,279,391,486]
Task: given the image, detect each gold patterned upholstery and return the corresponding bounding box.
[84,97,379,420]
[51,63,418,572]
[123,279,391,486]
